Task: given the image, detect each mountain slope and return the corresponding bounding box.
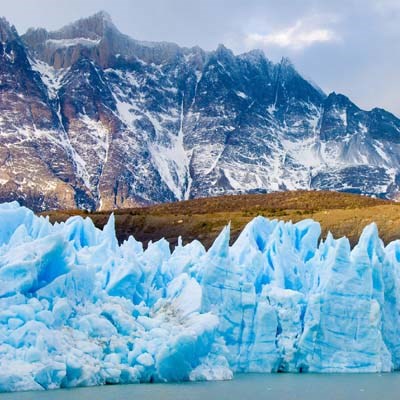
[0,12,399,210]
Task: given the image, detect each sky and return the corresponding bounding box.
[1,0,399,116]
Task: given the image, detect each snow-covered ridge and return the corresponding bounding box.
[1,202,400,392]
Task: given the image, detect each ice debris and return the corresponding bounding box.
[0,201,400,392]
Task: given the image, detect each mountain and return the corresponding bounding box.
[0,11,399,211]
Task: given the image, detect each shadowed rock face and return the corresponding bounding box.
[0,12,399,211]
[0,17,90,210]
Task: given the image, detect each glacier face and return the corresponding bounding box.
[0,202,400,392]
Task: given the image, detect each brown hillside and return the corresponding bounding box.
[41,191,400,248]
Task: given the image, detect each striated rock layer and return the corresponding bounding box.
[0,202,400,392]
[0,12,400,210]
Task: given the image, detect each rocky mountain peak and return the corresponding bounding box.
[21,11,122,68]
[325,92,354,108]
[215,43,232,54]
[54,10,116,40]
[22,11,117,46]
[238,49,267,63]
[92,10,113,25]
[275,56,299,78]
[279,56,294,67]
[0,17,18,42]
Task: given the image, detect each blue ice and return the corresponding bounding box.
[0,202,399,392]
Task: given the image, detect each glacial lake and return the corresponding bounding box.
[1,373,400,400]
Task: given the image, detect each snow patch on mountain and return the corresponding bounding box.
[148,102,191,200]
[46,38,101,48]
[31,60,68,100]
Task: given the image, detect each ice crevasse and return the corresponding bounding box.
[0,202,400,392]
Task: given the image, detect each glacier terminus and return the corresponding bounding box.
[0,202,400,392]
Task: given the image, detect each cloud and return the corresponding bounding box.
[245,19,337,51]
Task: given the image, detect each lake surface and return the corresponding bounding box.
[1,373,399,400]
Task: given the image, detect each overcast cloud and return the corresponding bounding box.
[1,0,399,115]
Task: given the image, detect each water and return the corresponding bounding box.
[1,373,399,400]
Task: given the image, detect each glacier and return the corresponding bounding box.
[0,202,400,392]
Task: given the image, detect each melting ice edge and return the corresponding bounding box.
[0,201,400,392]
